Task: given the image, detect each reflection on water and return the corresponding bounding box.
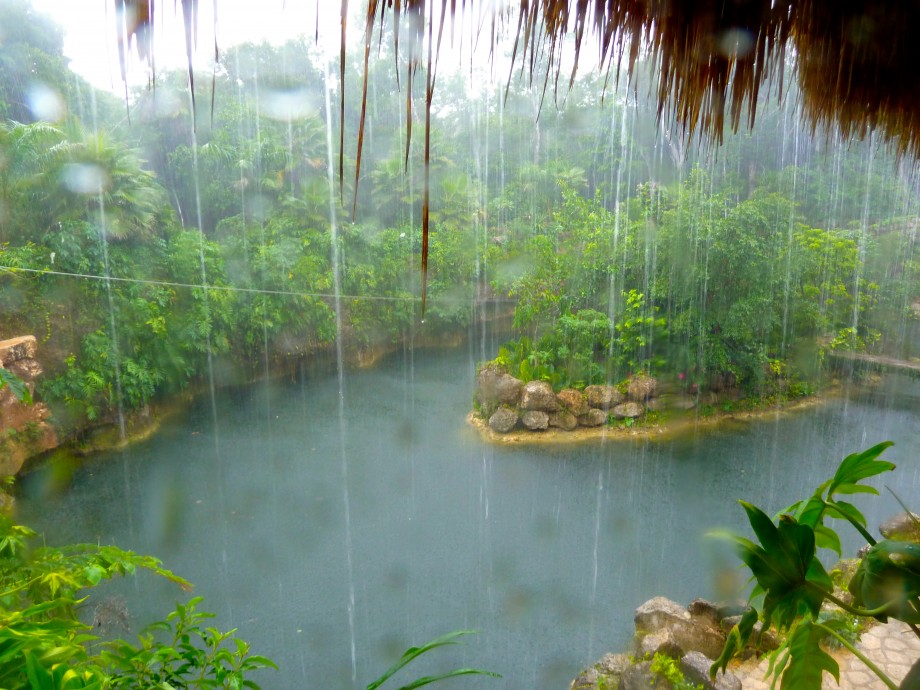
[17,349,920,689]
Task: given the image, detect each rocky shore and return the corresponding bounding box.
[571,511,920,689]
[470,363,824,444]
[0,336,57,477]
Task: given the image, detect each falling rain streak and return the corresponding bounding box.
[3,3,920,690]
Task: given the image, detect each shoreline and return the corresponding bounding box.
[466,392,831,445]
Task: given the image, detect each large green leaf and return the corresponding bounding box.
[780,621,839,690]
[827,500,869,531]
[0,367,32,405]
[827,441,895,498]
[731,503,830,629]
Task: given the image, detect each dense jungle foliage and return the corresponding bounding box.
[0,1,918,434]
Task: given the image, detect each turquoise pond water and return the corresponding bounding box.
[17,347,920,689]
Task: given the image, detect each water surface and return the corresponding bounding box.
[18,347,920,689]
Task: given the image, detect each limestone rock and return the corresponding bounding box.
[583,384,623,409]
[495,375,523,405]
[673,620,726,660]
[680,652,742,690]
[569,666,600,690]
[549,411,578,431]
[556,388,588,416]
[578,408,608,427]
[635,597,726,660]
[0,385,17,409]
[569,654,633,690]
[688,598,722,629]
[879,512,920,543]
[520,380,558,411]
[488,406,518,433]
[0,336,37,365]
[9,358,42,382]
[635,597,691,634]
[521,410,549,430]
[638,630,683,659]
[627,374,658,401]
[594,653,631,676]
[477,365,523,406]
[618,661,670,690]
[611,401,644,419]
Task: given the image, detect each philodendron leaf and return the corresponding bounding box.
[826,500,869,530]
[780,620,839,690]
[814,525,842,556]
[827,441,895,498]
[731,503,829,630]
[710,607,758,678]
[0,367,32,404]
[791,495,827,529]
[849,540,920,623]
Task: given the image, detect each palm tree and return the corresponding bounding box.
[0,121,68,244]
[34,127,166,242]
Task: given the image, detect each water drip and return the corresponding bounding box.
[324,58,358,684]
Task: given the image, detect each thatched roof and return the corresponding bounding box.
[114,0,920,312]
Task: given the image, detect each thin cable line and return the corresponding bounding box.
[0,264,515,304]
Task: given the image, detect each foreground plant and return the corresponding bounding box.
[0,367,32,404]
[366,630,500,690]
[0,513,497,689]
[0,514,275,689]
[711,441,920,689]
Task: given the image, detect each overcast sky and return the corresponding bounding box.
[29,0,344,92]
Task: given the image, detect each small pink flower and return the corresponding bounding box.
[677,372,686,381]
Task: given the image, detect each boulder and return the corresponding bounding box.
[556,388,588,416]
[635,597,691,634]
[672,619,726,661]
[477,365,523,406]
[0,385,17,410]
[0,336,37,365]
[635,597,726,660]
[595,653,631,676]
[569,654,630,690]
[627,374,658,401]
[520,380,558,411]
[680,652,742,690]
[569,667,601,690]
[638,630,683,659]
[618,661,670,690]
[488,406,518,433]
[9,358,43,382]
[611,402,644,419]
[688,598,722,630]
[548,411,578,431]
[521,410,549,430]
[578,408,608,427]
[879,512,920,543]
[495,375,523,405]
[584,384,623,409]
